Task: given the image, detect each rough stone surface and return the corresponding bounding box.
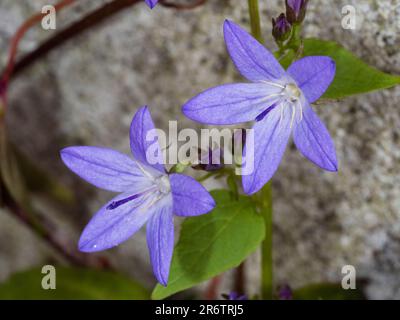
[1,0,400,299]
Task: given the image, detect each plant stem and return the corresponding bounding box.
[159,0,207,9]
[247,0,263,43]
[258,183,273,299]
[247,0,274,300]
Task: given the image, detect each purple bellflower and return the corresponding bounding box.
[145,0,158,9]
[60,106,215,286]
[182,20,337,195]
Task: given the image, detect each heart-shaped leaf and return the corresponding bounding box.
[302,39,400,99]
[152,190,264,300]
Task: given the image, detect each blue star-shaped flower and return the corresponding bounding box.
[183,20,337,195]
[61,106,215,286]
[145,0,158,9]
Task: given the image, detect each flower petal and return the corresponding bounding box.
[293,102,338,171]
[169,173,216,216]
[287,56,336,103]
[224,20,285,82]
[146,199,174,286]
[78,191,162,252]
[182,83,282,125]
[242,106,292,194]
[145,0,158,9]
[130,106,165,174]
[60,146,151,192]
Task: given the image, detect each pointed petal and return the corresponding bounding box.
[242,106,292,194]
[293,102,338,171]
[169,174,215,216]
[60,146,151,192]
[224,20,285,82]
[130,106,165,174]
[145,0,158,9]
[182,83,282,125]
[146,200,174,286]
[287,56,336,103]
[78,191,161,252]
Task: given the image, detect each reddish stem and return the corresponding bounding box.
[234,262,246,295]
[159,0,207,9]
[204,275,222,300]
[0,180,110,269]
[1,0,76,109]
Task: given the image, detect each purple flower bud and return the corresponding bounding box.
[232,129,247,154]
[286,0,309,24]
[272,14,292,42]
[278,284,293,300]
[192,147,224,172]
[222,292,248,300]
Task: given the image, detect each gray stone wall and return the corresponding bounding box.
[0,0,399,299]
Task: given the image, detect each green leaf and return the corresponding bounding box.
[293,282,365,300]
[0,267,149,299]
[152,190,265,300]
[302,39,400,99]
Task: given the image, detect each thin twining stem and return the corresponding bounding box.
[159,0,207,10]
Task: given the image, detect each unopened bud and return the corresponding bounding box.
[272,14,292,42]
[285,0,309,24]
[192,147,224,172]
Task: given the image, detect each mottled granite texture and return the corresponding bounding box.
[1,0,399,299]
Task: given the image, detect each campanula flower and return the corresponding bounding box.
[145,0,158,9]
[286,0,308,24]
[182,20,337,195]
[60,106,215,286]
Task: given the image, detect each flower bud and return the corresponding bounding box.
[278,284,293,300]
[192,147,224,172]
[285,0,309,24]
[272,14,292,42]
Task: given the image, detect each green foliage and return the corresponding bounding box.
[303,39,400,99]
[0,267,149,300]
[293,282,365,300]
[152,190,265,300]
[277,39,400,99]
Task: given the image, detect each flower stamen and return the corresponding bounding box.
[259,80,286,89]
[290,103,296,129]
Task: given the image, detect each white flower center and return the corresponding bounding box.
[257,79,304,128]
[156,175,171,195]
[283,83,301,103]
